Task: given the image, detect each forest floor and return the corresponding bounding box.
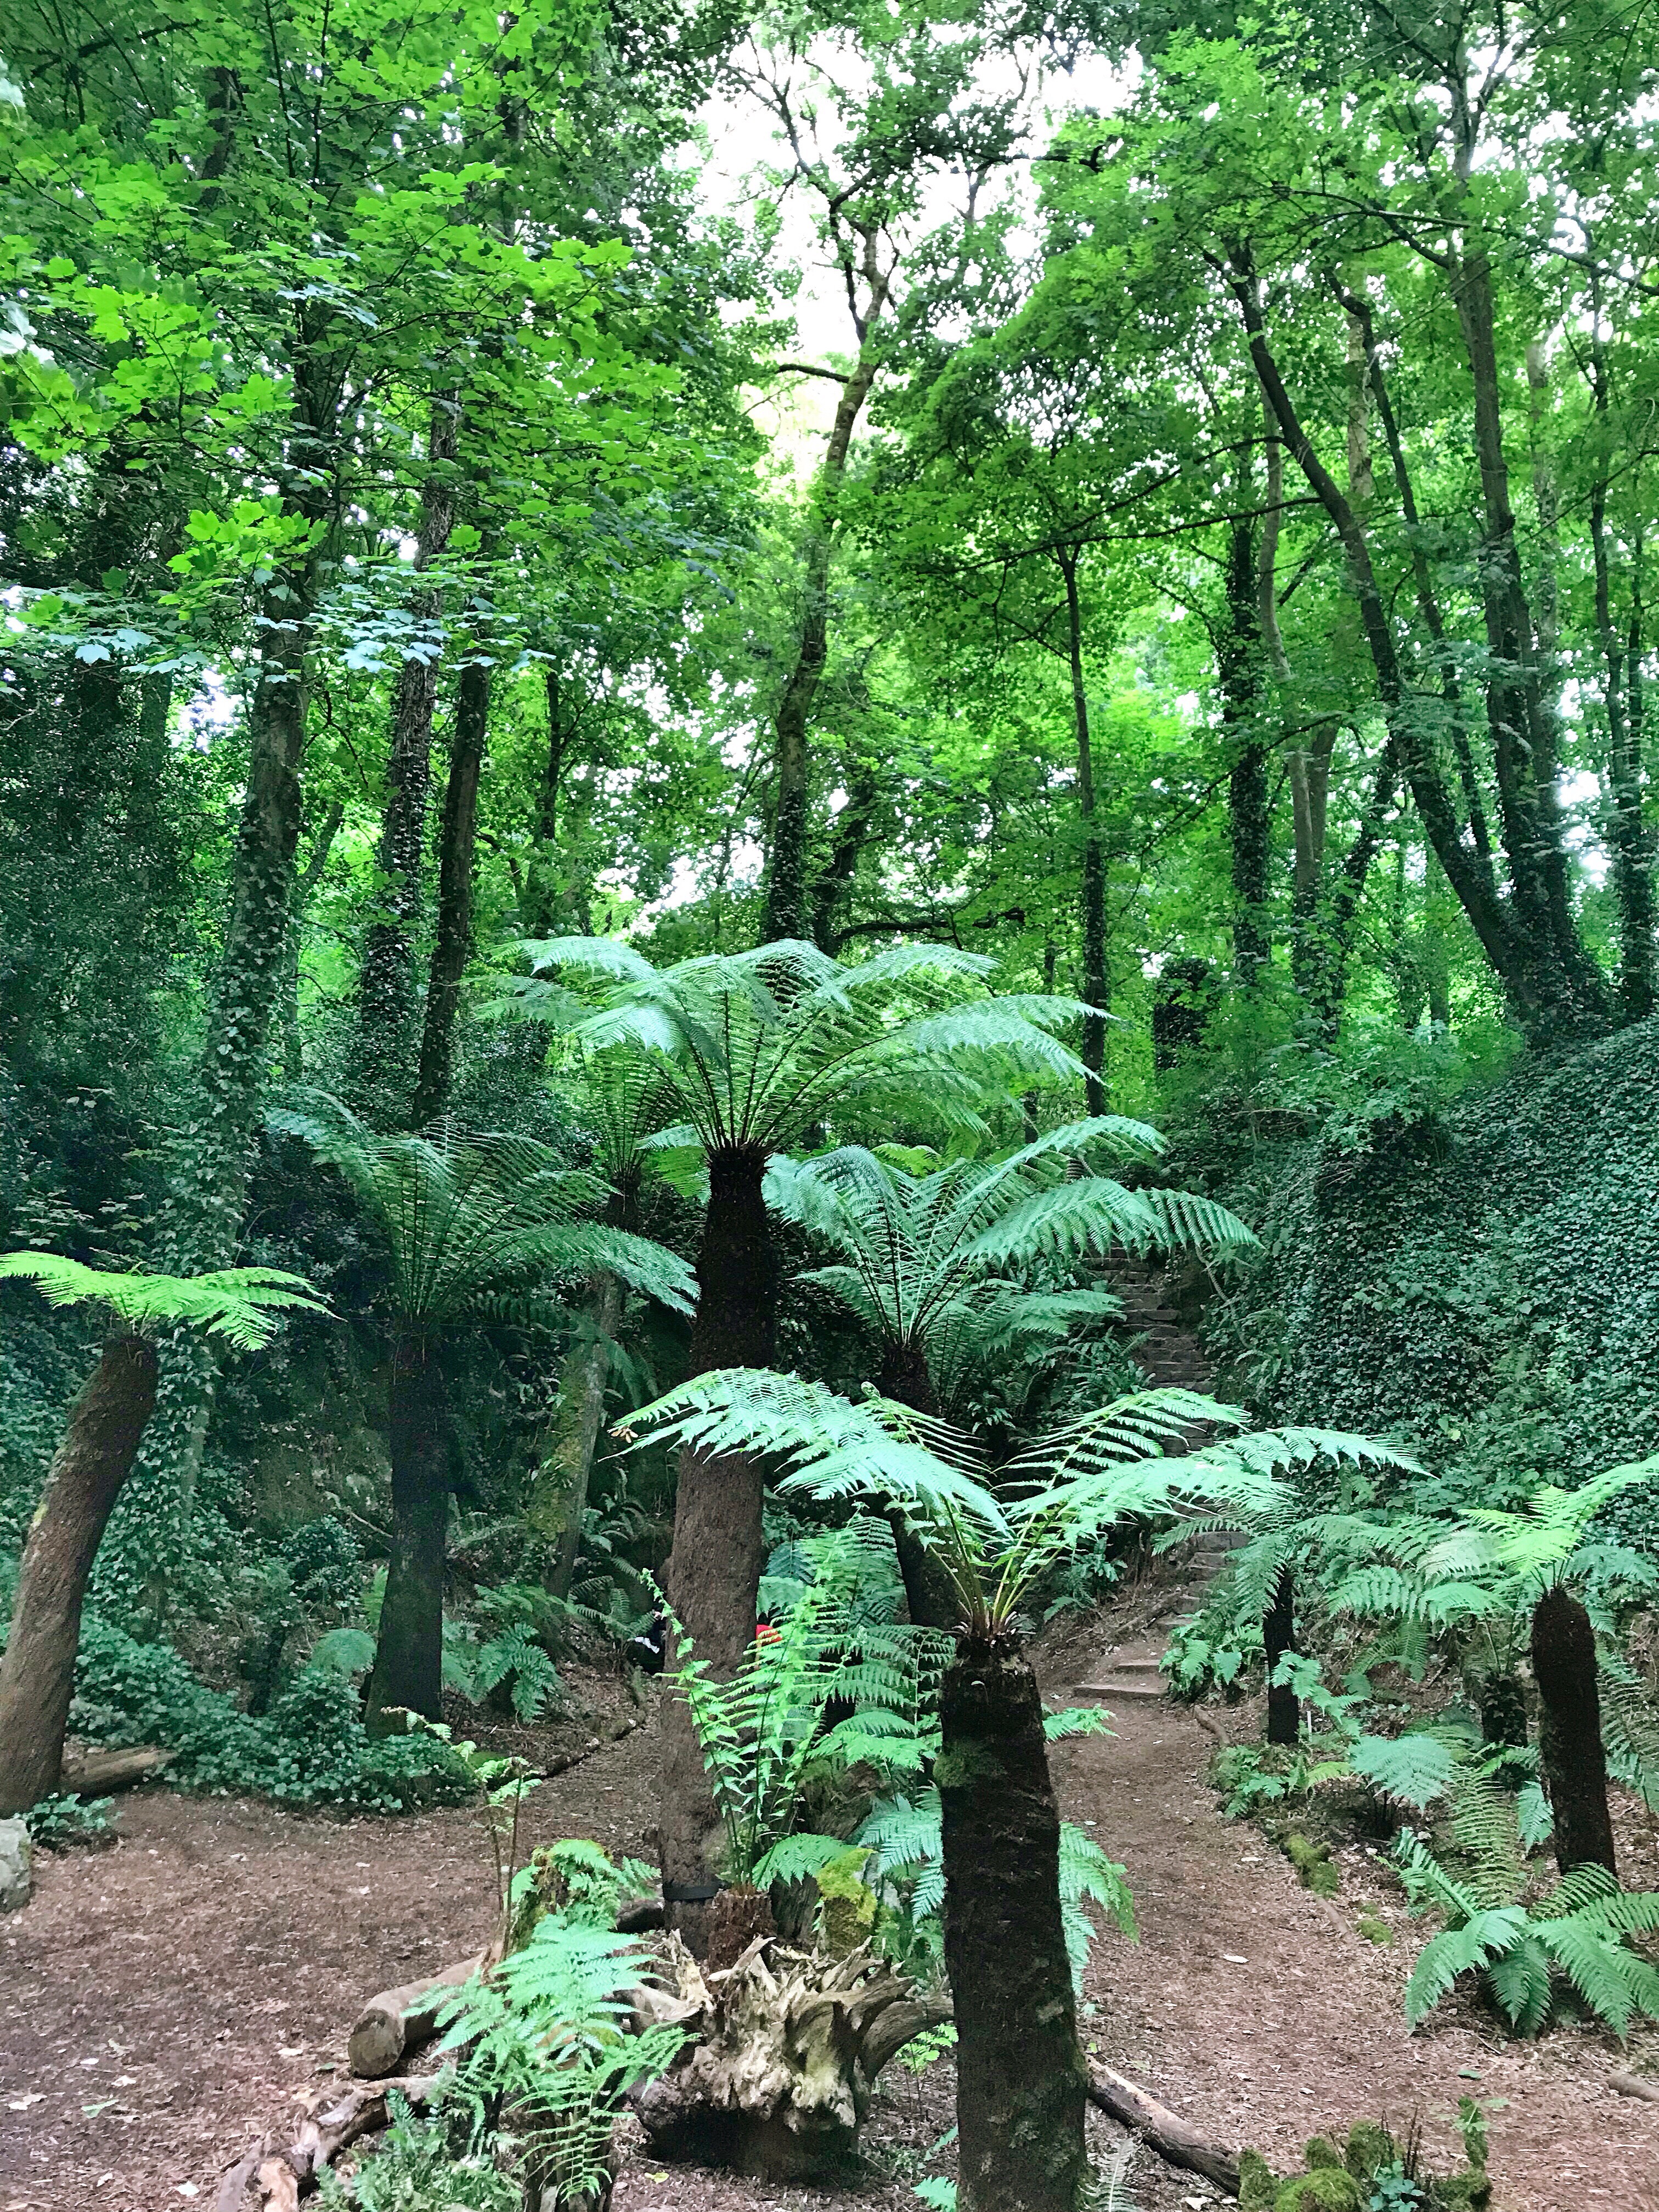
[5,1579,1658,2212]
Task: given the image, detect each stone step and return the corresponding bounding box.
[1075,1681,1166,1700]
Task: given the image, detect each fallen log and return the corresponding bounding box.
[1611,2069,1659,2104]
[217,2074,437,2210]
[347,1954,484,2079]
[1087,2062,1240,2198]
[61,1745,172,1794]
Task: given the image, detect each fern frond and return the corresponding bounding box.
[1404,1909,1529,2028]
[0,1252,326,1350]
[1350,1733,1459,1813]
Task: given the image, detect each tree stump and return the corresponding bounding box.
[630,1934,949,2180]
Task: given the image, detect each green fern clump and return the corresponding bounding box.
[1397,1833,1659,2037]
[67,1616,472,1813]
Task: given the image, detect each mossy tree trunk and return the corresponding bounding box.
[1531,1583,1618,1878]
[0,1336,159,1816]
[660,1144,777,1953]
[541,1266,627,1604]
[939,1633,1088,2212]
[365,1334,452,1735]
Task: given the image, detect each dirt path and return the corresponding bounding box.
[1046,1600,1659,2212]
[5,1618,1657,2212]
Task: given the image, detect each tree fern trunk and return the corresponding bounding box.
[366,1335,450,1735]
[1531,1584,1617,1878]
[940,1633,1088,2212]
[0,1337,158,1816]
[1264,1567,1299,1747]
[661,1144,776,1954]
[876,1341,960,1631]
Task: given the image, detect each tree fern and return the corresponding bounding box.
[0,1251,325,1350]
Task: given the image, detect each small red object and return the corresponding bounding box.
[755,1619,781,1646]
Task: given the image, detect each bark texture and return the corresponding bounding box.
[0,1337,158,1816]
[1059,547,1108,1113]
[661,1146,777,1951]
[348,1952,486,2079]
[365,1336,450,1734]
[1531,1584,1618,1878]
[538,1268,626,1602]
[940,1634,1088,2212]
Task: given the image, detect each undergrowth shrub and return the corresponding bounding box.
[69,1617,472,1812]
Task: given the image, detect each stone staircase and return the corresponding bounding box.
[1073,1259,1241,1704]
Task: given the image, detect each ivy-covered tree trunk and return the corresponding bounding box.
[874,1341,960,1632]
[1531,1584,1618,1878]
[365,1335,452,1735]
[940,1633,1088,2212]
[661,1143,777,1953]
[0,1336,159,1816]
[352,403,459,1121]
[538,1266,626,1604]
[1263,1567,1299,1747]
[413,648,489,1126]
[282,797,345,1084]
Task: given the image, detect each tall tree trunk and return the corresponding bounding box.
[536,1267,626,1604]
[132,503,323,1585]
[1263,1566,1299,1747]
[0,1336,158,1816]
[661,1144,778,1951]
[1221,513,1269,985]
[523,665,573,939]
[940,1634,1088,2212]
[1589,318,1655,1022]
[1230,260,1575,1036]
[1531,1584,1617,1879]
[413,648,489,1126]
[875,1340,962,1632]
[765,356,880,944]
[365,1334,450,1735]
[352,404,459,1121]
[1058,548,1108,1113]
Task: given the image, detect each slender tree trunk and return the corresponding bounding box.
[1531,1584,1617,1878]
[1589,321,1655,1022]
[365,1335,451,1735]
[940,1634,1088,2212]
[1221,513,1269,984]
[413,648,489,1126]
[1058,548,1108,1113]
[1230,262,1570,1033]
[352,404,459,1121]
[1263,1567,1299,1746]
[283,798,345,1084]
[765,357,879,944]
[812,759,879,952]
[523,665,572,939]
[875,1340,961,1631]
[0,1337,158,1815]
[661,1144,778,1951]
[537,1267,626,1603]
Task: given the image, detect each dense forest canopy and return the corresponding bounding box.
[5,2,1659,2208]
